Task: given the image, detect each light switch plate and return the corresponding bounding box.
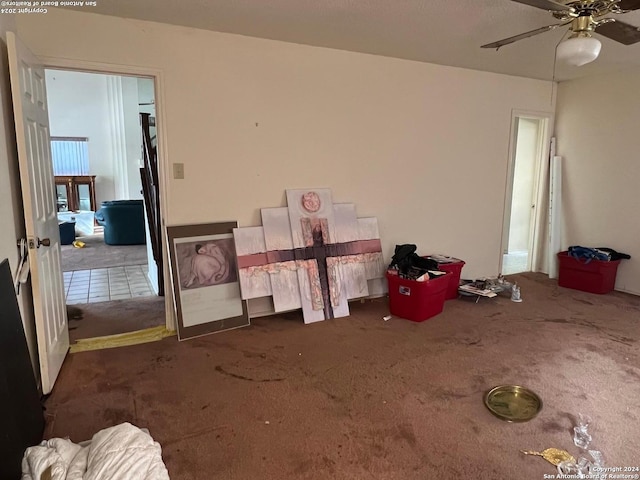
[173,162,184,179]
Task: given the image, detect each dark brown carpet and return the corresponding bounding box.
[61,234,147,272]
[44,273,640,479]
[67,296,165,342]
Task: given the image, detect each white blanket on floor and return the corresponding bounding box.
[21,422,170,480]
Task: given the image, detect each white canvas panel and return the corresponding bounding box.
[367,278,388,297]
[270,262,302,312]
[333,203,359,243]
[286,189,336,247]
[363,252,386,280]
[262,207,293,250]
[358,217,380,240]
[233,226,266,255]
[295,265,327,324]
[233,226,273,300]
[337,260,369,300]
[238,268,272,300]
[330,263,351,319]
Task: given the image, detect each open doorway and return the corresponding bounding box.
[501,113,550,275]
[45,69,165,341]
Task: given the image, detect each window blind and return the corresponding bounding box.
[51,137,89,175]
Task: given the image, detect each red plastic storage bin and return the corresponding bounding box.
[386,271,451,322]
[427,257,465,300]
[557,251,621,294]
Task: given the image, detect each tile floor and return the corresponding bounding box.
[64,265,154,304]
[502,251,529,276]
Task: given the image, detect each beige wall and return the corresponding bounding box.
[556,69,639,295]
[16,9,555,282]
[0,15,40,384]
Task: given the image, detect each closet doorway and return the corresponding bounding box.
[501,112,551,275]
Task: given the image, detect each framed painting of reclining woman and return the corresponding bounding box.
[167,221,249,340]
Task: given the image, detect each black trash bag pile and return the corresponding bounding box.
[389,244,441,280]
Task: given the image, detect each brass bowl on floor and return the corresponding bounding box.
[484,385,542,422]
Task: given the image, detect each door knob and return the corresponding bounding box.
[38,238,51,247]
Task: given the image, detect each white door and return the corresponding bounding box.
[7,32,69,394]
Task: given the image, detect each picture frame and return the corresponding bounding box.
[167,221,249,340]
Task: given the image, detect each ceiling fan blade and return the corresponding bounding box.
[481,22,569,49]
[511,0,571,12]
[596,20,640,44]
[617,0,640,11]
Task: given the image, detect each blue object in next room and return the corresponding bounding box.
[95,200,146,246]
[59,221,75,246]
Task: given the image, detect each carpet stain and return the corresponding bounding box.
[102,407,132,424]
[435,388,471,400]
[243,351,267,359]
[471,375,488,390]
[576,299,594,305]
[608,334,635,346]
[544,318,570,324]
[163,424,232,448]
[625,369,640,382]
[395,423,418,448]
[615,303,640,313]
[542,420,566,433]
[215,365,285,382]
[322,455,336,470]
[570,323,636,346]
[66,305,84,320]
[445,335,483,347]
[96,380,132,394]
[155,354,175,364]
[291,452,337,476]
[292,457,313,475]
[325,392,339,401]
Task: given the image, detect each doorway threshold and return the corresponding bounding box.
[70,326,175,353]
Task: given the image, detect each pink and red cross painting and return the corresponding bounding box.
[233,189,386,324]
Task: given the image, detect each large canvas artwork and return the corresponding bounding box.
[168,222,249,340]
[234,189,385,324]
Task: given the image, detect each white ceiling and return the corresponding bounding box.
[72,0,640,81]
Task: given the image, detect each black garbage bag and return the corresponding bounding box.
[389,244,439,277]
[390,244,417,272]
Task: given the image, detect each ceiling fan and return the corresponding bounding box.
[481,0,640,66]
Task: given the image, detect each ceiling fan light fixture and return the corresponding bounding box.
[557,35,602,66]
